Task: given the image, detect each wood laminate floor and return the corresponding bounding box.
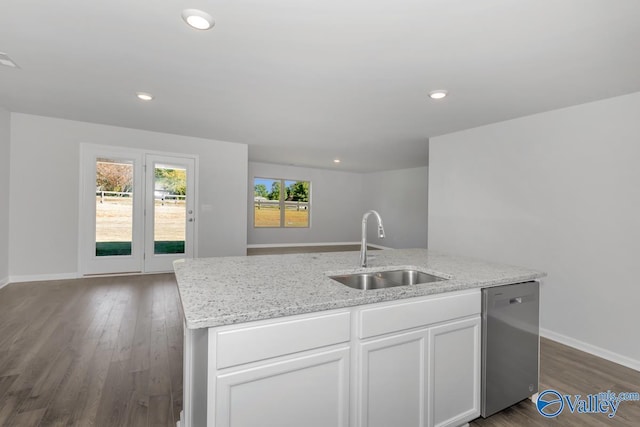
[472,337,640,426]
[1,271,639,426]
[0,274,183,427]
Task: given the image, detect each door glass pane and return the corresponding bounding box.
[254,178,281,227]
[154,164,186,254]
[95,158,134,256]
[284,180,309,227]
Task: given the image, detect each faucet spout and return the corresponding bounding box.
[360,210,385,267]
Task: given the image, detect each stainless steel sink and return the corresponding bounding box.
[330,269,446,290]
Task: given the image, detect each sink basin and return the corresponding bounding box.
[330,269,446,290]
[377,269,444,286]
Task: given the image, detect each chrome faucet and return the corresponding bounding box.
[360,210,385,267]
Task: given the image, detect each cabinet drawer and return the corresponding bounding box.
[216,311,351,369]
[358,290,480,339]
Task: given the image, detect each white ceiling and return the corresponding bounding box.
[1,0,639,172]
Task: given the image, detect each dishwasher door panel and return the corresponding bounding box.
[481,281,539,418]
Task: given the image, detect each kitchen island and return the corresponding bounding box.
[173,248,545,427]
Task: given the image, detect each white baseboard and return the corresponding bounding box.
[7,271,174,285]
[541,328,640,372]
[368,243,393,250]
[0,277,9,290]
[247,241,360,249]
[247,242,392,250]
[8,272,80,284]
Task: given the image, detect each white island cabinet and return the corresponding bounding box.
[210,311,351,427]
[356,289,480,427]
[183,289,481,427]
[175,249,546,427]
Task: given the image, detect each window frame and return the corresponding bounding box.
[253,176,311,228]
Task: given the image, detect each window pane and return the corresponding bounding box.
[254,177,310,228]
[95,158,133,256]
[254,178,281,227]
[284,180,309,228]
[154,164,186,254]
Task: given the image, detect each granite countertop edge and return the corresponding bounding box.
[173,249,546,330]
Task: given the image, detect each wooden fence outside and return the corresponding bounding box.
[254,200,309,211]
[97,191,186,204]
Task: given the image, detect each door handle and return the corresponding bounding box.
[188,218,194,222]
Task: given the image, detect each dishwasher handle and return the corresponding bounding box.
[491,293,536,308]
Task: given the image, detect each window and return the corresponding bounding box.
[254,177,310,228]
[95,157,134,256]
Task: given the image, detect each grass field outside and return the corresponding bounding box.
[254,205,309,227]
[96,196,186,243]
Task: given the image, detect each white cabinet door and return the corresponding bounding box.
[428,316,481,427]
[358,329,428,427]
[215,347,350,427]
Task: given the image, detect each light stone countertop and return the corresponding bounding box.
[173,248,546,329]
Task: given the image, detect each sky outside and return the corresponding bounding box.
[255,178,277,189]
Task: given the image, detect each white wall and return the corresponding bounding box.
[248,162,429,249]
[248,162,365,245]
[9,113,248,278]
[363,167,428,249]
[0,107,9,286]
[428,92,640,369]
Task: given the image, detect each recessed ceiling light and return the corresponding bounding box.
[136,92,154,101]
[333,159,341,164]
[182,9,215,30]
[429,90,448,100]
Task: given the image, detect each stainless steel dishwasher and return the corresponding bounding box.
[481,281,539,418]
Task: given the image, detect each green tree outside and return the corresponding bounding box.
[155,168,186,195]
[254,184,268,198]
[287,181,309,202]
[268,181,280,200]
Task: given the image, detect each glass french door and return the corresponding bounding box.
[81,145,196,275]
[144,155,195,273]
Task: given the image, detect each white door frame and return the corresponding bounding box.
[79,143,198,275]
